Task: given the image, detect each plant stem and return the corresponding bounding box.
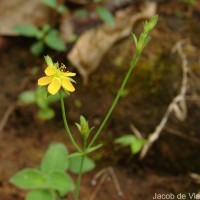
[88,51,141,148]
[60,92,82,152]
[74,139,87,200]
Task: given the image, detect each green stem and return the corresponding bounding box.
[74,139,87,200]
[88,51,141,148]
[60,92,81,152]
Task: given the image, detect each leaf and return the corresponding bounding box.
[130,139,144,154]
[30,41,44,56]
[38,108,55,120]
[41,143,69,174]
[10,169,47,189]
[26,190,55,200]
[46,93,60,104]
[148,15,158,32]
[86,144,103,154]
[47,171,74,197]
[13,25,39,37]
[96,6,115,27]
[44,55,54,66]
[42,0,56,8]
[115,135,136,146]
[69,156,95,174]
[18,90,36,104]
[131,33,137,47]
[45,30,66,51]
[36,86,49,109]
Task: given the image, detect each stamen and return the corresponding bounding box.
[59,63,67,72]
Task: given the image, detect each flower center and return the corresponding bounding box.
[59,63,67,72]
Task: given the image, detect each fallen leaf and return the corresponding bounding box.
[67,2,157,85]
[0,0,51,36]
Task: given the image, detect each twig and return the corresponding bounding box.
[129,123,143,139]
[0,76,30,136]
[139,40,189,159]
[165,126,200,145]
[90,167,123,200]
[0,104,16,135]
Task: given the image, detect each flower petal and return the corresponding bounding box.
[45,66,57,76]
[48,78,61,95]
[64,72,76,77]
[38,76,53,86]
[62,78,75,92]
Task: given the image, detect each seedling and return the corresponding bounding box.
[10,143,95,200]
[13,24,66,56]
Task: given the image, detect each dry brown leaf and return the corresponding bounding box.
[67,2,157,85]
[0,0,51,36]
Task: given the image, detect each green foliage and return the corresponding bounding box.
[68,156,95,174]
[132,15,158,52]
[115,135,147,154]
[26,190,54,200]
[18,86,62,120]
[42,0,68,14]
[13,25,39,37]
[10,169,48,189]
[41,143,69,174]
[14,24,66,56]
[10,142,95,200]
[44,29,66,51]
[96,6,115,26]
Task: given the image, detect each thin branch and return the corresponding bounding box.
[165,126,200,145]
[90,167,123,200]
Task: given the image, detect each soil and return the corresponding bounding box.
[0,1,200,200]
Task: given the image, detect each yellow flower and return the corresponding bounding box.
[38,57,76,95]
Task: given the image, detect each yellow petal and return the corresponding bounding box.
[64,72,76,77]
[45,66,57,76]
[48,78,61,95]
[38,76,53,86]
[62,78,75,92]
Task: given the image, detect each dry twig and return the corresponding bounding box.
[89,167,123,200]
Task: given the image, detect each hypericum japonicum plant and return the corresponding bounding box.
[10,15,158,200]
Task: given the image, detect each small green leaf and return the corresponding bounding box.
[26,190,54,200]
[36,87,49,109]
[42,0,56,8]
[41,143,69,174]
[46,93,60,104]
[130,139,145,154]
[148,15,158,32]
[69,156,95,174]
[44,55,54,66]
[45,30,66,51]
[96,6,115,27]
[10,169,47,189]
[30,41,44,56]
[86,144,103,154]
[38,108,55,120]
[18,90,36,104]
[13,25,39,37]
[47,171,74,196]
[115,135,136,146]
[131,33,138,47]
